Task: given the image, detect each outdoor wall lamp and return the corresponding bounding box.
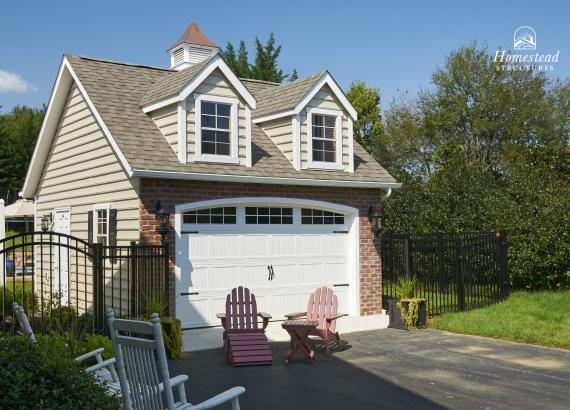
[155,201,170,241]
[41,213,52,232]
[368,205,382,237]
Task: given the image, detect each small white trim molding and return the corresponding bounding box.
[193,94,240,165]
[348,117,354,173]
[292,114,301,170]
[306,107,344,171]
[177,100,187,163]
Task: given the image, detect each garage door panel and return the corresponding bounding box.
[210,235,240,258]
[324,262,347,284]
[268,264,297,287]
[297,235,322,256]
[242,235,268,257]
[177,295,226,328]
[323,235,348,256]
[209,266,240,290]
[187,235,209,258]
[298,263,323,285]
[239,264,269,288]
[267,235,297,257]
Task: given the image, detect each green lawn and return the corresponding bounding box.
[432,291,570,349]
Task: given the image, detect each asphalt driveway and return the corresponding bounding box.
[169,329,570,409]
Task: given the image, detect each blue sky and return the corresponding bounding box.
[1,0,569,112]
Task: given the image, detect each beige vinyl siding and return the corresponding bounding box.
[186,68,248,165]
[151,104,179,155]
[260,117,294,164]
[34,83,140,314]
[301,85,351,171]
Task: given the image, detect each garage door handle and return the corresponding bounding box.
[333,283,349,287]
[180,292,199,296]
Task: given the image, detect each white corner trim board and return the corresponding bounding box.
[245,106,252,167]
[133,168,402,189]
[141,55,256,114]
[177,100,188,163]
[22,57,133,198]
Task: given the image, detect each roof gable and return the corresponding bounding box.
[141,54,256,112]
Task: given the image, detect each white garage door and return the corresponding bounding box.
[175,199,358,329]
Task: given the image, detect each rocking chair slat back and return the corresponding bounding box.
[226,286,259,330]
[107,309,176,410]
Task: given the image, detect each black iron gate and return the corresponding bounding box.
[381,231,509,316]
[1,231,169,335]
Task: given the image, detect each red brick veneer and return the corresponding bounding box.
[139,178,383,317]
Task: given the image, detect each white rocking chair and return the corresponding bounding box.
[107,308,245,410]
[12,302,120,390]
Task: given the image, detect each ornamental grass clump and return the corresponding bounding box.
[394,276,426,331]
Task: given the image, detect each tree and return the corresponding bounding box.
[345,81,385,161]
[0,105,45,202]
[220,33,297,83]
[381,43,570,290]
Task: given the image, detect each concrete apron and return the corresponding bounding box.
[182,311,389,352]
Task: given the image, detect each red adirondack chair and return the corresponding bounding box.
[216,286,273,366]
[285,286,348,354]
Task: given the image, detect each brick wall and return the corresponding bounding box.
[139,178,383,317]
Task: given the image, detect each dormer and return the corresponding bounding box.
[167,22,220,71]
[252,73,358,173]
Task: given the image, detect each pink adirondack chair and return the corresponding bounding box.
[285,286,348,354]
[216,286,273,366]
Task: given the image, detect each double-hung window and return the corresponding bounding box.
[194,95,239,164]
[92,204,110,245]
[307,108,343,170]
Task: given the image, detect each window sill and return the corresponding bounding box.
[194,154,240,165]
[307,161,345,171]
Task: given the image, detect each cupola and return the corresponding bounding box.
[167,22,219,70]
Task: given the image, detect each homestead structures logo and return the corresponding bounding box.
[493,26,560,72]
[514,26,536,50]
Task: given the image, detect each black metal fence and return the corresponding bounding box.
[381,231,509,316]
[1,232,169,335]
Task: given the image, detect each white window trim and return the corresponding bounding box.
[92,203,111,245]
[193,94,240,164]
[306,107,344,171]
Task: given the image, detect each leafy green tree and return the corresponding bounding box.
[346,81,385,161]
[381,43,570,290]
[0,105,45,202]
[221,33,297,83]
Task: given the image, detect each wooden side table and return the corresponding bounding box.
[281,319,319,364]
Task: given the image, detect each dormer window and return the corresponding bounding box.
[194,94,239,164]
[306,108,343,170]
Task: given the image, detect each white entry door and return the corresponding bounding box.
[53,208,70,304]
[175,200,357,329]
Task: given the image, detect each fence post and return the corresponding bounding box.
[0,199,4,285]
[498,230,509,299]
[163,241,170,316]
[455,238,466,311]
[92,243,104,332]
[404,237,410,279]
[130,241,137,318]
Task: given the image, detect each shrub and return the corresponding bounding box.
[0,280,37,319]
[0,335,121,409]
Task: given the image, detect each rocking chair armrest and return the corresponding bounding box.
[258,312,272,319]
[75,347,106,363]
[285,312,306,320]
[216,313,226,319]
[326,313,348,322]
[191,386,246,410]
[168,374,188,388]
[85,357,116,374]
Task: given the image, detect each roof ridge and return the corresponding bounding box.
[239,78,281,86]
[65,54,174,72]
[254,71,326,97]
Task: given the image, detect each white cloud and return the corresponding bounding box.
[0,69,38,94]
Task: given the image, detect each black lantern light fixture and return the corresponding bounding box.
[368,205,381,237]
[155,201,170,242]
[41,213,52,232]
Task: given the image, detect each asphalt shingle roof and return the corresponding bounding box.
[66,55,396,184]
